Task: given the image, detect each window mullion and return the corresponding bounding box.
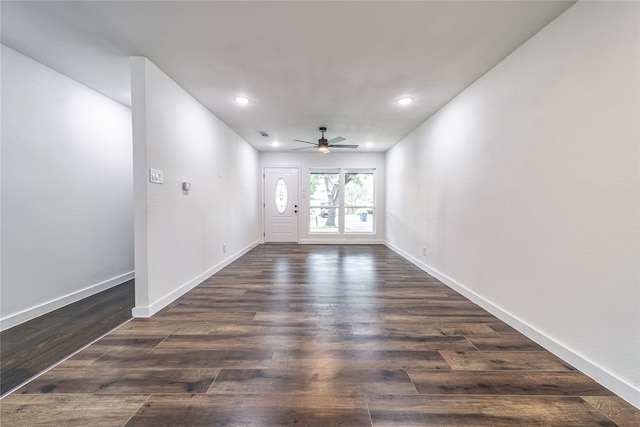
[339,168,345,235]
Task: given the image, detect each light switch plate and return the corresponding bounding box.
[149,168,164,184]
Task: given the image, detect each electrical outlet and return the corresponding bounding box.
[422,246,427,256]
[223,243,227,253]
[149,168,164,184]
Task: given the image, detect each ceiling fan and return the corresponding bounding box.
[292,127,358,153]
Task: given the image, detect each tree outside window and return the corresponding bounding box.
[309,172,339,233]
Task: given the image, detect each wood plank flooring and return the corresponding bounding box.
[0,280,135,395]
[2,244,638,426]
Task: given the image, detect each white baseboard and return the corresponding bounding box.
[0,271,135,331]
[384,241,640,409]
[299,239,385,245]
[132,240,260,318]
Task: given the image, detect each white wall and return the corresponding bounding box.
[1,45,134,330]
[260,152,385,243]
[386,1,639,406]
[131,57,261,317]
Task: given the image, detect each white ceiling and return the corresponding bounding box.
[1,1,575,152]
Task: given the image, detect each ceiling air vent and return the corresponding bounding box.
[257,131,270,138]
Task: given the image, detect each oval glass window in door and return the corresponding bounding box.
[275,178,288,214]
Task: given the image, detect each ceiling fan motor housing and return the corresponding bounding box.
[291,126,354,152]
[318,126,328,146]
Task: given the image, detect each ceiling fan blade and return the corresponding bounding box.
[329,144,359,149]
[291,146,315,151]
[327,136,346,144]
[293,139,317,146]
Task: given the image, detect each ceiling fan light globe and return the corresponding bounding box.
[318,139,330,153]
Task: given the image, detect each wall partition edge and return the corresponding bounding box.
[384,241,640,409]
[130,55,261,319]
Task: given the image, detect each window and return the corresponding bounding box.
[309,171,339,233]
[309,169,375,234]
[344,171,374,233]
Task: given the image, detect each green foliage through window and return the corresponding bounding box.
[309,172,340,232]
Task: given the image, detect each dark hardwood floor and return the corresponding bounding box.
[0,280,135,395]
[1,245,638,426]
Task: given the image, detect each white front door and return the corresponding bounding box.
[264,167,299,243]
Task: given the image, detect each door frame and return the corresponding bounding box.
[263,166,301,243]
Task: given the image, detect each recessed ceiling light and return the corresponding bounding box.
[272,141,280,147]
[397,97,413,106]
[234,96,250,105]
[366,141,374,148]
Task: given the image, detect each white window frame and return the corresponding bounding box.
[344,168,376,234]
[309,169,341,234]
[308,168,376,235]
